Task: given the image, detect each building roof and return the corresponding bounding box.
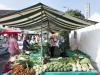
[0,10,16,17]
[0,3,98,31]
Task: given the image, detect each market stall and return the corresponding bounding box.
[6,49,97,75]
[0,3,98,75]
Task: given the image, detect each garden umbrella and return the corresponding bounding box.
[0,28,21,34]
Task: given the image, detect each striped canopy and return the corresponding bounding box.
[0,3,97,31]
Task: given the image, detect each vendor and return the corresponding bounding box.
[49,37,56,57]
[22,35,30,52]
[30,36,36,45]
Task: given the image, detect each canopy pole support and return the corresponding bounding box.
[47,20,50,43]
[47,20,50,57]
[40,4,44,65]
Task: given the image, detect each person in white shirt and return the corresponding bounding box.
[30,37,36,45]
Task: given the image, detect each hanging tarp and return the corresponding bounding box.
[0,3,97,31]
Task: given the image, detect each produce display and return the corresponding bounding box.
[11,64,35,75]
[45,62,73,72]
[9,54,36,75]
[28,43,40,52]
[10,64,45,75]
[66,50,90,59]
[44,57,94,72]
[9,51,42,75]
[7,49,95,75]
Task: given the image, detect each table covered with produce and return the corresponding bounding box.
[40,57,96,75]
[5,44,97,75]
[40,50,97,75]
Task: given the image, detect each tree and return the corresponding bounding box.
[59,30,71,50]
[65,9,85,19]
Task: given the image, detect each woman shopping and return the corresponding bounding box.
[8,34,20,56]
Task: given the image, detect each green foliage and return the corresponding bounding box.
[59,30,71,50]
[65,9,85,19]
[16,60,34,68]
[59,30,70,37]
[28,43,40,52]
[66,50,90,60]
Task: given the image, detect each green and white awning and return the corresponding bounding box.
[0,3,97,31]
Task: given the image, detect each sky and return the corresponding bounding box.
[0,0,99,16]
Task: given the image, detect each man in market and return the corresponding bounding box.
[23,35,30,52]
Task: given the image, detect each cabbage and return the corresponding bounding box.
[80,58,90,64]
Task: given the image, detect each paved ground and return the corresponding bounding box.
[91,60,100,75]
[0,53,10,73]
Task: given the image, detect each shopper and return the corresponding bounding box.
[23,35,30,52]
[49,37,56,57]
[8,34,20,56]
[0,35,10,73]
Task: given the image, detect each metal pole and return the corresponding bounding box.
[40,22,43,63]
[47,21,50,43]
[40,4,43,64]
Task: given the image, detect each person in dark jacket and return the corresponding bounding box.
[23,35,30,52]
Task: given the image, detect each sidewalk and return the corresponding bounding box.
[91,60,100,75]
